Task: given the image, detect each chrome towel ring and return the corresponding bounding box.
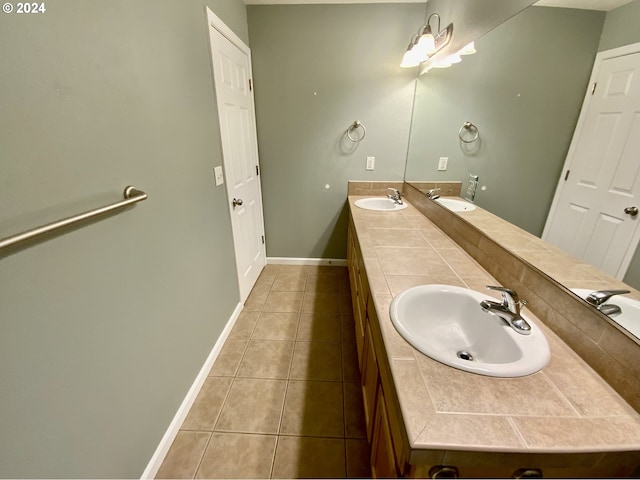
[459,121,479,143]
[347,120,367,142]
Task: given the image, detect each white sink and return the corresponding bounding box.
[571,288,640,339]
[389,284,550,377]
[435,197,476,212]
[354,197,408,211]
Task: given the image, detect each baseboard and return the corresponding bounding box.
[266,257,347,267]
[140,301,244,479]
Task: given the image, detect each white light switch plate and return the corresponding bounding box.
[366,156,375,171]
[438,157,448,171]
[214,166,224,186]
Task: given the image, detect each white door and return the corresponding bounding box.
[207,9,266,302]
[543,45,640,279]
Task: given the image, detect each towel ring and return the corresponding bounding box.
[459,121,479,143]
[347,121,367,142]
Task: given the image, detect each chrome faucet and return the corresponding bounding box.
[480,286,531,335]
[585,289,630,316]
[387,188,403,205]
[426,188,441,200]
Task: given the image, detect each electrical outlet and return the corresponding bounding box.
[438,157,448,171]
[366,156,375,171]
[214,166,224,186]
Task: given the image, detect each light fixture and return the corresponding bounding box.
[459,41,476,55]
[400,13,453,68]
[400,35,424,68]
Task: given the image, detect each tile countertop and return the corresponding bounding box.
[348,196,640,458]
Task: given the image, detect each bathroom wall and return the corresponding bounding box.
[247,3,424,259]
[598,0,640,51]
[0,0,246,477]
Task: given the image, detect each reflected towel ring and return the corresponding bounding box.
[347,121,367,142]
[459,121,479,143]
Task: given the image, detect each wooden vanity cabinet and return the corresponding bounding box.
[347,220,408,478]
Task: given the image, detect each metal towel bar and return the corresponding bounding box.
[0,186,147,250]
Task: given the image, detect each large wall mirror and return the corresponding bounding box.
[404,1,640,341]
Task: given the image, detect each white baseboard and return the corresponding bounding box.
[140,301,244,479]
[267,257,347,267]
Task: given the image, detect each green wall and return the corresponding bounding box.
[247,3,424,259]
[405,6,604,236]
[0,0,246,477]
[598,0,640,51]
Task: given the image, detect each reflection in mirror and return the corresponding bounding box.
[404,3,640,340]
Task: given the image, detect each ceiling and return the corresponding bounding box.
[243,0,635,11]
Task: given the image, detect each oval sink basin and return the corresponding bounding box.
[571,288,640,339]
[389,284,550,377]
[435,197,476,212]
[354,197,408,211]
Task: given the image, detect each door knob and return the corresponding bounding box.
[232,198,243,207]
[624,206,638,216]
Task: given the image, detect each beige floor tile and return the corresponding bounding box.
[263,291,304,313]
[195,433,277,479]
[272,273,307,292]
[237,340,294,379]
[272,436,346,479]
[306,274,341,293]
[346,438,372,478]
[252,312,300,341]
[344,382,367,439]
[244,284,271,311]
[280,380,344,437]
[228,311,260,340]
[215,378,287,434]
[302,292,342,314]
[290,341,342,382]
[277,265,310,275]
[182,377,233,431]
[297,312,341,342]
[155,431,210,479]
[342,339,361,383]
[209,339,247,377]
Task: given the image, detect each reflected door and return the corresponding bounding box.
[207,10,266,302]
[544,50,640,279]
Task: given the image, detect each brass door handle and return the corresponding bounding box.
[232,198,243,207]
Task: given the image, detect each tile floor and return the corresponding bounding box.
[156,264,371,479]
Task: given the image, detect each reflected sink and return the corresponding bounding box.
[435,197,476,212]
[389,285,550,377]
[571,288,640,338]
[354,197,408,211]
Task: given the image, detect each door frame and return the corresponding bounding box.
[542,41,640,278]
[205,7,266,301]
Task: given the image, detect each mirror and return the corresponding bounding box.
[404,3,640,340]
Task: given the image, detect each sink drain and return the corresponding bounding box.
[457,350,474,361]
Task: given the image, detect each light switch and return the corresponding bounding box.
[438,157,448,171]
[366,156,375,171]
[214,166,224,186]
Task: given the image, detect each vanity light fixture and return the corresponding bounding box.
[459,41,476,55]
[400,13,453,68]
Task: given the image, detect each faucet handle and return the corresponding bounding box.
[486,286,522,312]
[585,289,630,307]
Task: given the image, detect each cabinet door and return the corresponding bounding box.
[361,321,379,442]
[371,386,398,479]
